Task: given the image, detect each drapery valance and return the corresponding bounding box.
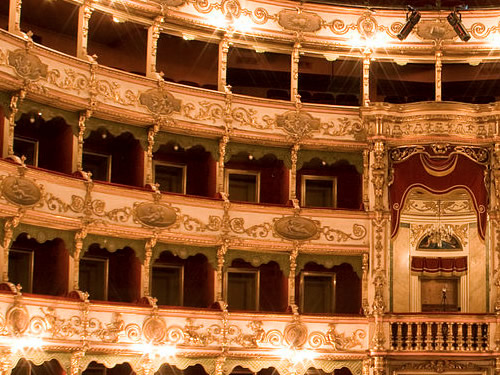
[411,256,467,276]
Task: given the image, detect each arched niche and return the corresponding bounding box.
[296,155,362,210]
[80,243,141,303]
[394,187,480,313]
[13,112,74,173]
[151,250,214,308]
[153,134,217,198]
[9,231,69,296]
[296,261,361,315]
[225,150,290,205]
[225,257,287,312]
[82,125,145,186]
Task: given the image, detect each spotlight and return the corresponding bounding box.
[447,7,471,42]
[397,6,421,41]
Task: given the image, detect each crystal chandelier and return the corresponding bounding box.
[425,200,454,248]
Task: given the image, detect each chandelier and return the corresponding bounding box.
[424,200,454,248]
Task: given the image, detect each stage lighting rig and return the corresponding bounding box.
[397,6,421,41]
[447,6,471,42]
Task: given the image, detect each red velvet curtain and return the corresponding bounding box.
[391,153,487,239]
[411,256,467,276]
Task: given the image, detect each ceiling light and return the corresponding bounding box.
[182,34,195,41]
[112,16,125,23]
[447,7,471,42]
[397,6,421,41]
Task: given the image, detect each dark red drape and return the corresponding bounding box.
[391,153,487,239]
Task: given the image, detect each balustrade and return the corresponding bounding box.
[390,320,491,352]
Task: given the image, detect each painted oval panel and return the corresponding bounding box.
[2,176,41,206]
[135,202,177,228]
[274,216,318,240]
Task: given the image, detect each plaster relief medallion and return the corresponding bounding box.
[8,49,48,81]
[274,216,318,240]
[134,202,177,228]
[416,20,456,41]
[143,316,167,344]
[284,322,308,348]
[276,111,320,140]
[157,0,185,6]
[6,304,29,334]
[278,10,322,33]
[1,176,42,206]
[139,88,181,116]
[357,13,378,38]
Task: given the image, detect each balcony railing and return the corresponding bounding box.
[388,315,494,352]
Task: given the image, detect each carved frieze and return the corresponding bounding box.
[398,360,482,373]
[133,202,178,228]
[1,175,42,207]
[276,111,321,140]
[139,88,181,116]
[277,10,322,33]
[8,49,48,80]
[274,216,318,240]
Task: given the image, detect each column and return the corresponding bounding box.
[362,49,372,106]
[146,16,163,79]
[290,42,300,100]
[77,0,94,60]
[435,50,442,101]
[8,0,22,35]
[218,32,231,91]
[289,143,300,201]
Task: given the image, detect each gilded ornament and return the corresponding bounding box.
[134,202,178,228]
[277,10,322,33]
[139,88,181,116]
[157,0,186,7]
[143,316,167,344]
[357,13,378,38]
[324,324,365,350]
[398,360,482,373]
[274,216,318,240]
[283,321,308,348]
[320,224,366,242]
[8,49,48,80]
[5,303,29,334]
[276,111,320,140]
[1,175,42,206]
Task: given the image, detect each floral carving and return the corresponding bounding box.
[274,216,318,240]
[42,307,82,338]
[278,10,322,33]
[320,224,367,242]
[230,218,272,238]
[139,88,181,115]
[8,49,48,80]
[321,118,365,139]
[182,101,224,123]
[275,110,321,140]
[232,107,272,129]
[181,214,222,232]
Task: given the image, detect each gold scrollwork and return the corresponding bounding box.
[308,324,365,350]
[320,223,367,242]
[182,101,224,123]
[320,118,365,139]
[230,218,272,238]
